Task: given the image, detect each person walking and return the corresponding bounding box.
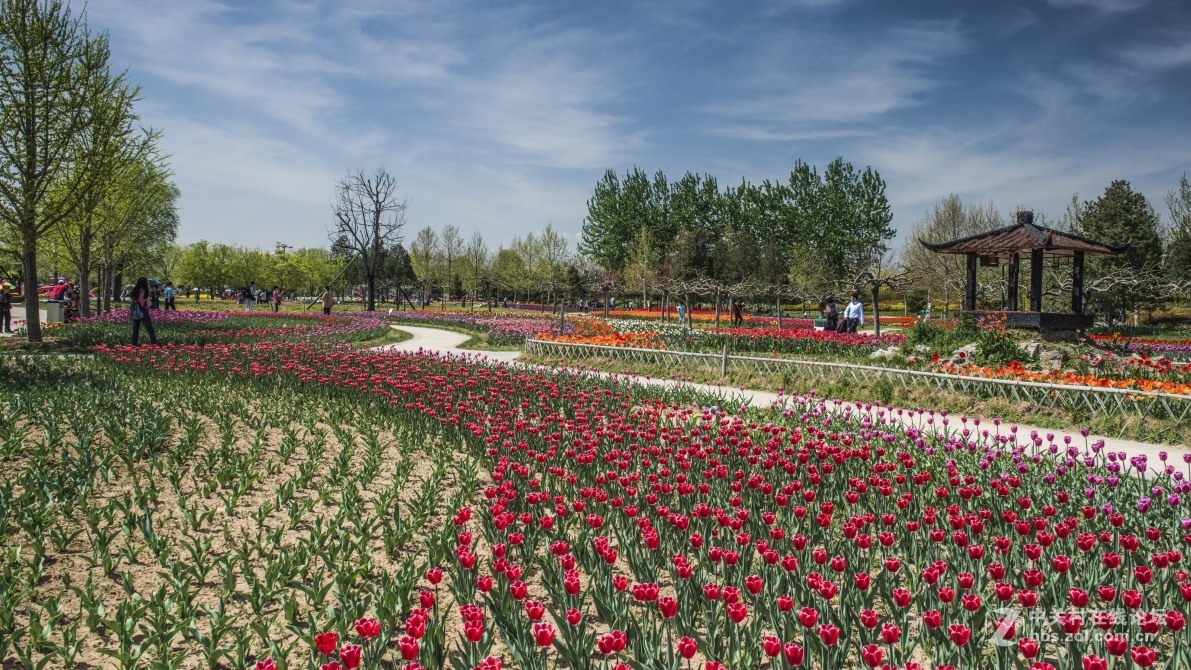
[242,285,254,312]
[840,293,864,333]
[164,282,176,310]
[731,300,744,328]
[676,302,686,328]
[130,277,159,346]
[319,286,334,315]
[271,286,282,313]
[823,297,839,332]
[0,284,12,333]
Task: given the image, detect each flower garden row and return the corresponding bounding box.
[2,311,1189,669]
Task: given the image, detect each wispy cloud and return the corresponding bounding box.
[706,19,965,138]
[1044,0,1151,14]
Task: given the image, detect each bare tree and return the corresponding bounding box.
[439,224,464,310]
[329,168,407,311]
[853,251,918,336]
[464,231,489,312]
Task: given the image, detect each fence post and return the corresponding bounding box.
[721,344,728,378]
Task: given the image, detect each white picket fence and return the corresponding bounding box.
[524,338,1191,421]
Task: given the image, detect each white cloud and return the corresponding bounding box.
[1044,0,1151,14]
[706,19,965,138]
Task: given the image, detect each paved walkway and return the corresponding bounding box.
[378,325,1189,463]
[0,305,44,336]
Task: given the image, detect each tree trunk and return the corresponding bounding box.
[21,239,42,342]
[871,287,881,337]
[777,295,782,329]
[714,289,722,329]
[78,235,92,318]
[366,274,376,311]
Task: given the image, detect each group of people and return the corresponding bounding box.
[821,293,865,333]
[238,284,286,313]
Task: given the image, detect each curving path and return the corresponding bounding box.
[377,325,1190,464]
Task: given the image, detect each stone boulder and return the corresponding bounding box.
[1040,350,1067,371]
[949,343,979,365]
[1018,342,1044,359]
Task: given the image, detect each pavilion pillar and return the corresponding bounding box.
[964,253,977,311]
[1030,249,1044,312]
[1007,252,1020,311]
[1072,250,1085,315]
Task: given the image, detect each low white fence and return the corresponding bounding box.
[524,338,1191,421]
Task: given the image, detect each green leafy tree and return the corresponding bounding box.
[1166,173,1191,282]
[0,0,128,339]
[1075,180,1164,315]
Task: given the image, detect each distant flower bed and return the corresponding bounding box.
[389,309,573,344]
[65,310,389,345]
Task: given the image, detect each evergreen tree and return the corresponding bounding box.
[1076,180,1163,314]
[1166,173,1191,281]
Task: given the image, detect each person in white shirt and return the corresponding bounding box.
[840,293,864,333]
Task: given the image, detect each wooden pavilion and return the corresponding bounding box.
[920,211,1125,332]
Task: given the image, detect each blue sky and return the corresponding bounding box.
[85,0,1191,252]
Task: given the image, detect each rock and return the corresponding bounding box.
[949,343,979,365]
[1018,342,1043,359]
[1040,350,1067,371]
[870,346,900,361]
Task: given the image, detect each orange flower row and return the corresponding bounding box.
[938,361,1191,395]
[536,330,665,349]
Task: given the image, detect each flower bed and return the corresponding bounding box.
[3,314,1188,669]
[389,310,572,345]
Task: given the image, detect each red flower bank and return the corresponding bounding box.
[98,338,1191,670]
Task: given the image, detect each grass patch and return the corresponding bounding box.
[351,327,415,349]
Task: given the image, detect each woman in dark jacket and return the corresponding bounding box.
[130,277,159,346]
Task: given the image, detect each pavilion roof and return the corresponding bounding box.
[920,222,1125,259]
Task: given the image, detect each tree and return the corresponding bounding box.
[1166,173,1191,281]
[901,195,1002,317]
[1075,180,1163,315]
[439,224,463,308]
[329,168,407,311]
[0,0,128,340]
[463,231,489,310]
[409,226,438,305]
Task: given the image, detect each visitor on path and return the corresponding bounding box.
[130,277,159,346]
[840,293,864,333]
[731,300,744,328]
[823,298,839,331]
[0,285,12,333]
[319,286,334,315]
[164,282,176,310]
[149,283,160,310]
[242,285,254,312]
[195,288,201,304]
[271,286,282,312]
[676,303,686,328]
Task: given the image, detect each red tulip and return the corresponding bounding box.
[320,663,342,670]
[818,624,840,646]
[798,607,818,628]
[598,630,627,654]
[566,609,582,626]
[678,636,697,659]
[922,610,942,629]
[658,597,678,619]
[464,620,484,642]
[1104,633,1129,656]
[861,644,883,668]
[524,600,545,621]
[859,609,878,629]
[353,617,380,640]
[533,622,555,647]
[880,622,901,645]
[1081,654,1107,670]
[1018,637,1039,659]
[762,635,782,657]
[316,632,339,656]
[339,645,362,670]
[1167,610,1186,632]
[426,568,443,585]
[509,580,528,600]
[254,661,277,670]
[398,636,419,661]
[727,602,749,624]
[948,624,971,646]
[1129,646,1157,667]
[784,642,805,666]
[419,590,435,610]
